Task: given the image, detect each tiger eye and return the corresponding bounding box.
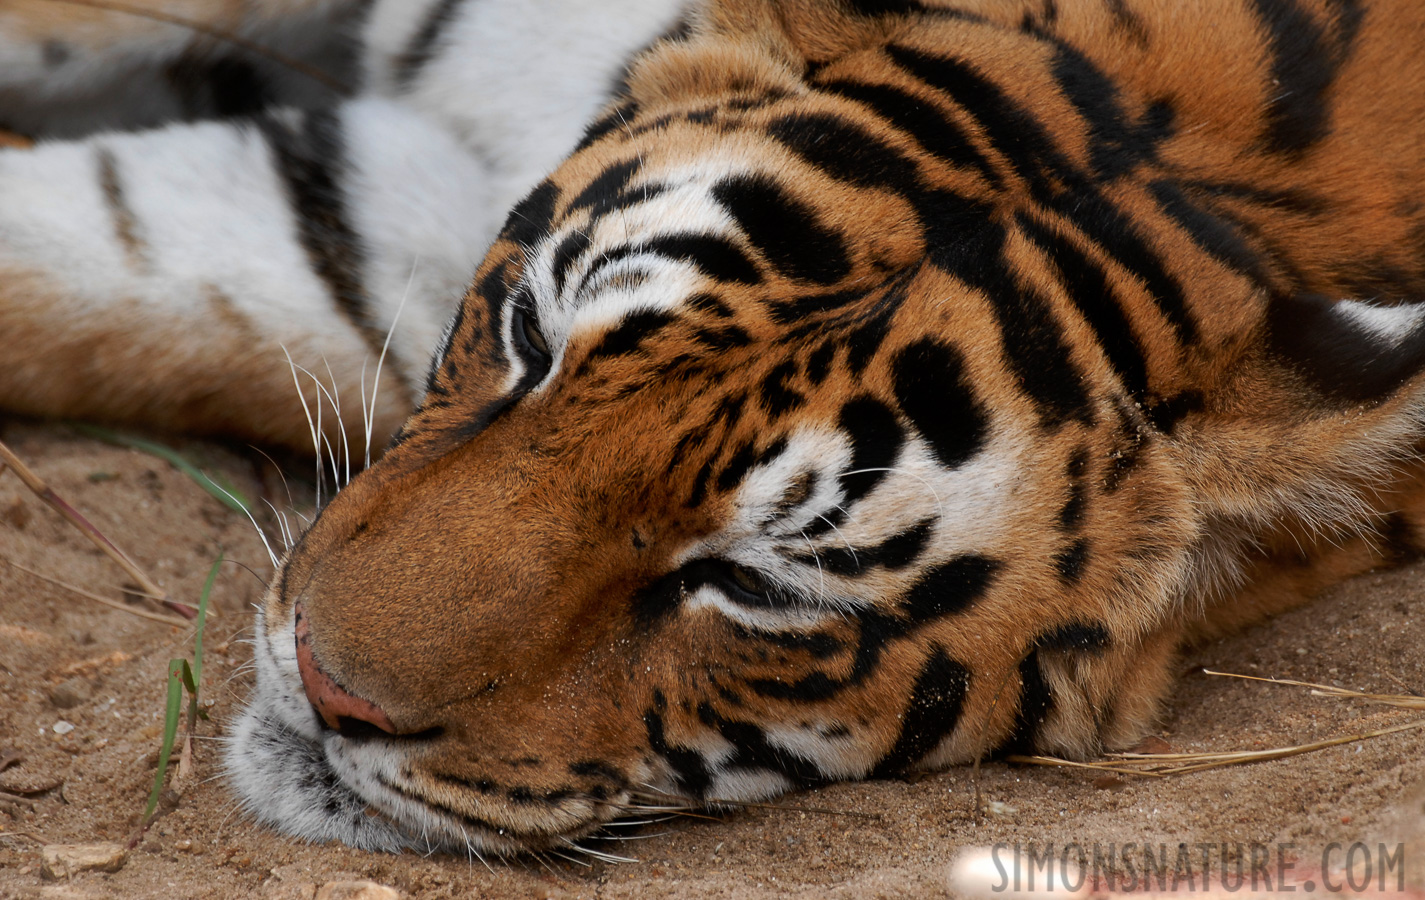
[731,565,765,593]
[521,309,551,356]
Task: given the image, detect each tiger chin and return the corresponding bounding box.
[228,0,1425,856]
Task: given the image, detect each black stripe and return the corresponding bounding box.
[1104,0,1150,46]
[394,0,469,88]
[711,174,851,284]
[583,309,677,363]
[932,216,1095,428]
[500,180,560,247]
[1147,181,1266,281]
[815,77,1001,188]
[843,0,932,14]
[891,338,989,469]
[1048,42,1173,178]
[1037,621,1111,654]
[1053,537,1090,584]
[95,147,146,271]
[1249,0,1363,156]
[769,288,866,325]
[888,44,1198,346]
[550,230,592,296]
[565,157,642,216]
[644,700,711,796]
[1049,189,1198,346]
[575,100,641,153]
[766,111,923,197]
[760,360,806,417]
[260,110,403,382]
[1016,213,1150,401]
[886,44,1061,196]
[715,440,759,493]
[997,650,1054,756]
[809,518,936,576]
[698,704,827,788]
[871,648,970,776]
[900,554,1000,621]
[642,234,760,284]
[1058,447,1090,530]
[748,556,996,704]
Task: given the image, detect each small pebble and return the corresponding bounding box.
[315,881,403,900]
[52,721,75,735]
[49,677,92,710]
[40,842,128,880]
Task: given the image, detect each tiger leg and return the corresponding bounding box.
[0,98,491,452]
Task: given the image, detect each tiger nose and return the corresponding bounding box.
[294,602,396,735]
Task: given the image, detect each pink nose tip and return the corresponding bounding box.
[294,602,396,735]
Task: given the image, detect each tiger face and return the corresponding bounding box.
[229,0,1425,855]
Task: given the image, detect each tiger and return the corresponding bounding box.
[2,0,1424,861]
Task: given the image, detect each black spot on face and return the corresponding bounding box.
[633,234,760,284]
[836,396,904,506]
[891,338,989,468]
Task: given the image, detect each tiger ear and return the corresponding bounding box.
[1266,293,1425,405]
[623,0,892,106]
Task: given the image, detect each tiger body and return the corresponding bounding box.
[2,0,1424,858]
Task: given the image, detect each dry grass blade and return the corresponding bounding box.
[3,559,191,627]
[37,0,348,93]
[1011,718,1425,778]
[1005,755,1166,778]
[1203,668,1425,709]
[0,439,178,605]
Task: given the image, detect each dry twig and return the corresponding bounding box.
[0,439,203,618]
[3,559,190,627]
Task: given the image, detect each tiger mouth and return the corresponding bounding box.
[224,606,645,857]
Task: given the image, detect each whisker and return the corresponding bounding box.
[585,831,671,842]
[366,257,418,469]
[562,837,637,864]
[282,345,324,509]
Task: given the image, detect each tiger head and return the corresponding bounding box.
[228,0,1372,856]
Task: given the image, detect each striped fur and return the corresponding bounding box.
[5,0,1424,858]
[220,0,1425,856]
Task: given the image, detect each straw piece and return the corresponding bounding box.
[4,559,190,627]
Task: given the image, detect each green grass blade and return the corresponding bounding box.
[71,424,252,515]
[142,660,186,823]
[193,553,222,690]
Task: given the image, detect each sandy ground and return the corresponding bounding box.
[0,419,1421,899]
